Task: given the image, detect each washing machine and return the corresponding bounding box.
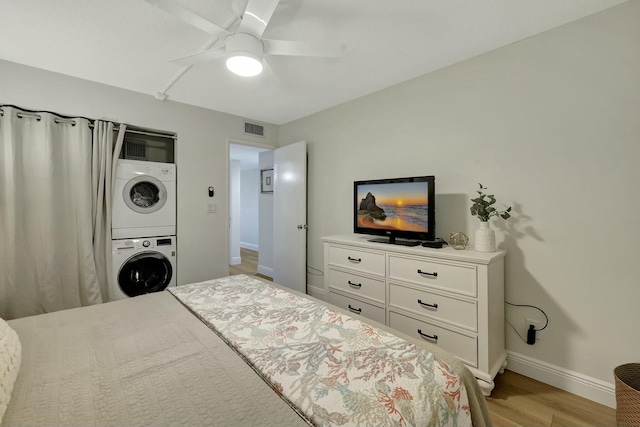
[111,236,177,300]
[112,159,176,239]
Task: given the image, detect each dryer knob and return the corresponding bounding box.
[142,240,151,247]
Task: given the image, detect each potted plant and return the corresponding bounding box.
[470,184,511,252]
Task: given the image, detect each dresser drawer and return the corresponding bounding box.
[389,283,477,331]
[329,246,385,276]
[388,255,477,297]
[329,269,385,304]
[389,312,478,367]
[329,292,386,324]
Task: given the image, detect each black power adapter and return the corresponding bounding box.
[506,301,548,346]
[526,324,537,345]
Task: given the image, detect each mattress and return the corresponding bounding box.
[3,275,492,427]
[3,291,309,427]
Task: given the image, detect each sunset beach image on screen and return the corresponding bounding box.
[356,181,430,232]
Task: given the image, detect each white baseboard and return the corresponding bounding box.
[507,351,615,408]
[230,256,241,265]
[240,242,259,251]
[306,285,326,301]
[257,265,273,277]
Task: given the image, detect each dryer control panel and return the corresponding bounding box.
[114,237,175,251]
[156,238,172,246]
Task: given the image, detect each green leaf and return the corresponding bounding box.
[471,183,512,221]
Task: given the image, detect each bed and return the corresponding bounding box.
[1,275,492,426]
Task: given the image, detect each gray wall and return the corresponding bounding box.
[0,59,279,285]
[240,168,260,250]
[279,2,640,405]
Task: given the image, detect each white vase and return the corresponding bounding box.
[474,221,496,252]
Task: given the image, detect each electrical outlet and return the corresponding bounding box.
[525,318,540,344]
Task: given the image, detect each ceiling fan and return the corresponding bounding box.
[145,0,345,77]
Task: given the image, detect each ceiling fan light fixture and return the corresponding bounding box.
[226,53,263,77]
[225,33,264,77]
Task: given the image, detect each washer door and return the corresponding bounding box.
[118,251,173,297]
[123,175,167,214]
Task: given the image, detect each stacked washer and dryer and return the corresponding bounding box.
[111,159,177,300]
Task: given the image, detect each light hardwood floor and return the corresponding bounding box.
[230,249,617,427]
[487,370,615,427]
[229,247,272,281]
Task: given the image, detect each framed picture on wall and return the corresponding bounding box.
[261,168,274,193]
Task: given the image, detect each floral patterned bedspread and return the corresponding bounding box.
[169,275,472,427]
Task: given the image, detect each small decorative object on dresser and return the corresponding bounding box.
[449,232,469,250]
[470,183,511,252]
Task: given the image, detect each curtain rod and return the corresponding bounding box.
[1,104,93,123]
[1,109,79,126]
[0,105,177,140]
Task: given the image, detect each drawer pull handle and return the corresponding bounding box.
[417,299,438,309]
[417,269,438,277]
[348,304,362,314]
[348,280,362,288]
[417,329,438,342]
[347,256,362,263]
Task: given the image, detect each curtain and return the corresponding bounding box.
[0,106,102,319]
[91,121,126,301]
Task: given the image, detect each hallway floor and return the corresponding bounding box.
[229,247,272,281]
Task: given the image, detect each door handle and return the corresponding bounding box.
[297,224,308,230]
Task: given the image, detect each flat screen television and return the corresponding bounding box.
[354,176,435,246]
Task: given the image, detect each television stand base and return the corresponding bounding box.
[368,237,421,247]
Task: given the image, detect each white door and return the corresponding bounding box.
[273,141,307,293]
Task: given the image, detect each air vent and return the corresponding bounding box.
[124,140,147,160]
[244,121,265,137]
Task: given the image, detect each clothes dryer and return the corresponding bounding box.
[111,236,176,300]
[112,159,176,239]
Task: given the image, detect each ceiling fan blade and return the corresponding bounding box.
[263,39,345,57]
[237,0,279,38]
[260,58,283,88]
[144,0,229,38]
[170,44,226,67]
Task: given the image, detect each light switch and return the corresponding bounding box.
[207,203,217,213]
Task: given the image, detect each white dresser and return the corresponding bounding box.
[322,234,507,395]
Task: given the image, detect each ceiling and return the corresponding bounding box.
[0,0,626,125]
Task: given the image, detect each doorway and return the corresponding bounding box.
[228,141,273,280]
